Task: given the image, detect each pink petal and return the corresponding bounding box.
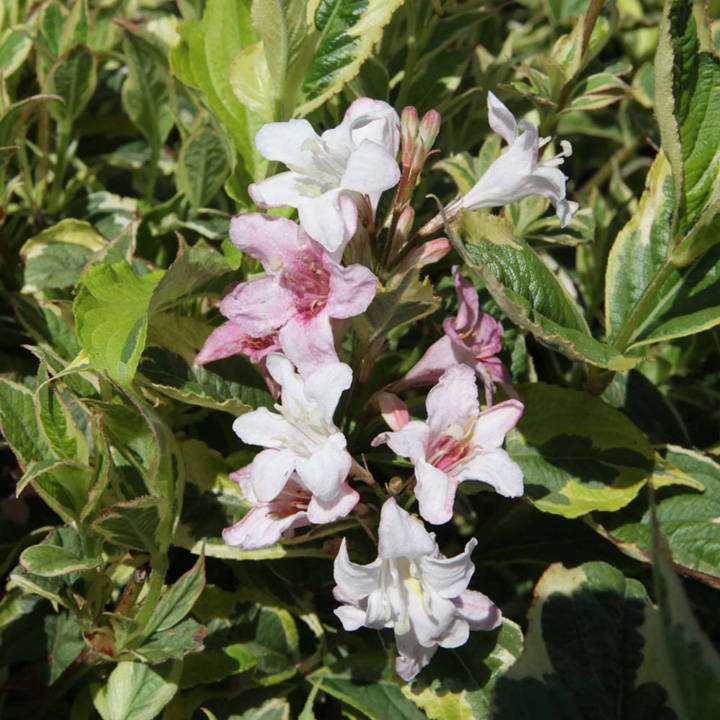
[378,497,435,560]
[395,631,438,681]
[426,365,480,440]
[278,312,339,376]
[220,276,295,337]
[396,336,458,390]
[455,448,524,498]
[341,139,401,195]
[471,399,524,448]
[452,590,502,630]
[451,267,480,334]
[377,392,410,431]
[325,261,377,319]
[415,459,455,526]
[195,322,279,366]
[229,213,305,272]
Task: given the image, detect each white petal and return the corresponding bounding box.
[249,448,296,502]
[232,407,296,449]
[254,118,319,170]
[471,399,524,448]
[407,588,456,647]
[456,448,524,498]
[334,604,367,631]
[304,362,353,425]
[333,538,381,601]
[248,172,302,209]
[306,482,359,523]
[415,460,455,526]
[420,538,477,598]
[295,433,352,502]
[375,421,430,462]
[341,139,401,194]
[344,97,400,156]
[378,497,436,559]
[221,505,307,549]
[298,190,357,254]
[452,590,502,630]
[487,92,518,145]
[366,589,393,629]
[426,365,480,440]
[395,630,437,681]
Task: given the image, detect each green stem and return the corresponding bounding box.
[395,6,421,109]
[611,260,676,351]
[48,122,72,213]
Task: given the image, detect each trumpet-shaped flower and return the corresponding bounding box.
[222,468,358,549]
[195,321,280,366]
[249,98,401,254]
[333,497,501,681]
[223,214,377,375]
[461,93,578,226]
[374,365,523,525]
[232,354,358,520]
[396,266,509,404]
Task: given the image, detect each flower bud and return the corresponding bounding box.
[387,476,405,495]
[401,106,419,140]
[377,391,410,431]
[418,109,441,151]
[396,206,414,242]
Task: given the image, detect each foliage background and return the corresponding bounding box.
[1,0,720,718]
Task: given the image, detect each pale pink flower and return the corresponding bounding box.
[397,266,509,405]
[374,365,523,525]
[460,93,578,226]
[195,321,280,366]
[222,468,358,549]
[232,354,358,522]
[249,98,400,255]
[222,213,377,375]
[333,497,501,681]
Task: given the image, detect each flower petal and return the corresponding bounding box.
[249,447,297,502]
[298,190,357,254]
[378,497,436,559]
[372,420,430,461]
[420,538,477,598]
[295,433,352,503]
[344,97,400,156]
[395,630,437,681]
[451,266,480,333]
[334,604,367,631]
[229,213,304,272]
[341,139,401,195]
[456,448,524,498]
[487,92,518,145]
[333,538,381,602]
[278,312,339,376]
[232,407,297,449]
[377,392,410,431]
[220,276,295,337]
[222,504,308,549]
[426,365,480,440]
[304,362,353,424]
[248,171,302,209]
[452,590,502,630]
[254,118,319,170]
[395,335,460,390]
[307,482,359,523]
[325,261,378,319]
[195,322,279,366]
[471,399,524,448]
[415,459,455,526]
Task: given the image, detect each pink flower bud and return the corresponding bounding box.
[401,106,419,140]
[376,391,410,431]
[418,109,441,150]
[396,206,415,241]
[394,238,450,277]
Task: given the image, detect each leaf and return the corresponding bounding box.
[0,378,50,469]
[456,215,637,370]
[20,527,101,577]
[507,383,654,518]
[352,268,440,351]
[20,219,106,293]
[491,561,672,719]
[135,617,206,663]
[44,611,85,685]
[592,446,720,587]
[0,28,32,79]
[605,154,720,349]
[228,41,274,121]
[121,31,174,148]
[655,0,720,256]
[74,260,164,385]
[170,0,263,185]
[45,44,97,122]
[92,496,171,554]
[21,460,94,524]
[93,660,181,720]
[175,126,231,208]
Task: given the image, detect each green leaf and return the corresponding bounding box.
[92,496,171,554]
[93,660,182,720]
[20,527,101,577]
[655,0,720,256]
[0,28,32,79]
[507,383,654,518]
[175,126,231,208]
[20,219,106,293]
[135,617,205,663]
[228,41,275,121]
[0,378,50,469]
[457,215,637,370]
[45,44,96,122]
[352,269,440,351]
[74,260,164,385]
[179,642,256,689]
[233,699,291,719]
[593,446,720,587]
[606,154,720,349]
[170,0,264,186]
[44,611,85,685]
[121,31,174,148]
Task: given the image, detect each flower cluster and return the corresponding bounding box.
[198,94,576,680]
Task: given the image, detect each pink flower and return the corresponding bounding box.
[374,365,524,525]
[195,321,280,366]
[333,498,501,681]
[249,98,400,255]
[222,468,358,549]
[398,266,510,404]
[222,213,377,375]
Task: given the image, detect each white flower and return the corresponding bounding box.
[373,365,524,525]
[249,98,401,255]
[461,92,578,226]
[232,354,357,519]
[333,497,501,681]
